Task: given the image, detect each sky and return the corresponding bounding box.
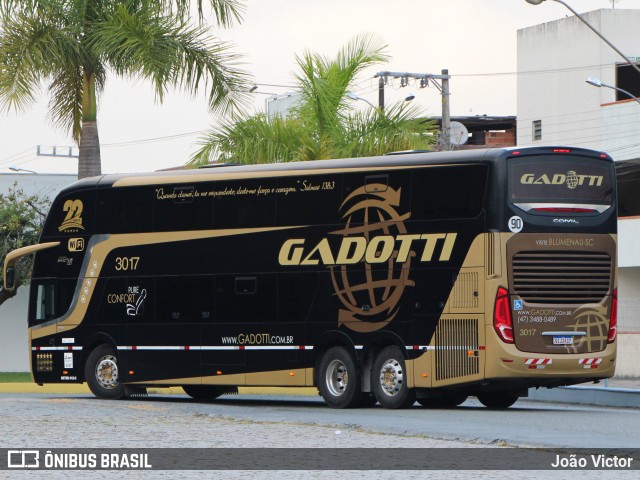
[0,0,638,175]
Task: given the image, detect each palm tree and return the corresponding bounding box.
[0,0,249,178]
[190,34,435,165]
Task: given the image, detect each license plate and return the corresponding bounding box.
[553,336,573,345]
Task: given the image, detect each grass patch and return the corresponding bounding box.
[0,372,31,383]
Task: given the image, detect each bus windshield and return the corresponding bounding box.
[509,155,613,209]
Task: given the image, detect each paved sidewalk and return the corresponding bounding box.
[527,377,640,408]
[599,377,640,389]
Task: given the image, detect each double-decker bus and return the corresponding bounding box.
[2,146,617,409]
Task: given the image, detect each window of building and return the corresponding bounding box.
[532,120,542,141]
[615,63,640,101]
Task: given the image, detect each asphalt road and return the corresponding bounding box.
[1,392,639,479]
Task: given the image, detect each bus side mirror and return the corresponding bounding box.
[4,266,16,292]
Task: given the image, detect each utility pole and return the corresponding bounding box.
[374,70,452,150]
[441,69,452,151]
[378,76,385,111]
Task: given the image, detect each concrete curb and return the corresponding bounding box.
[528,385,640,408]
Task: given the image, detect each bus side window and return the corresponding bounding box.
[36,284,56,321]
[97,187,153,234]
[30,280,75,325]
[365,174,388,193]
[235,277,257,295]
[411,165,488,219]
[154,185,213,231]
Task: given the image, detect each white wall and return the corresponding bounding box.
[0,173,76,372]
[0,288,30,372]
[0,173,76,199]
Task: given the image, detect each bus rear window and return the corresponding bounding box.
[509,156,613,206]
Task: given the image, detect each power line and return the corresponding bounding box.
[101,130,207,148]
[0,147,34,168]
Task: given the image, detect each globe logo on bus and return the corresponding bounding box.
[329,184,414,333]
[565,306,608,353]
[566,170,579,190]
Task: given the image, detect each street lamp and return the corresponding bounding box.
[9,166,37,174]
[346,92,377,109]
[525,0,640,77]
[586,77,640,105]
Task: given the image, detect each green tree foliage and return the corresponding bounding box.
[0,184,50,306]
[191,34,436,165]
[0,0,250,178]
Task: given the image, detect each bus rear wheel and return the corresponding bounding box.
[318,346,362,409]
[417,394,468,409]
[372,346,415,409]
[85,345,125,400]
[182,385,225,400]
[477,392,519,409]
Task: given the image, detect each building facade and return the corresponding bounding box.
[518,9,640,376]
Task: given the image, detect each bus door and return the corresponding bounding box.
[125,275,204,383]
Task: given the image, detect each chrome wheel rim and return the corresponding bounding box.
[378,358,404,397]
[325,359,349,397]
[95,355,119,390]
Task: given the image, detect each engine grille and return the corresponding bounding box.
[434,318,480,381]
[512,251,612,304]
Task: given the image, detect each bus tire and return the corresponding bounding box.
[417,394,468,409]
[372,345,415,409]
[182,385,224,400]
[318,346,362,409]
[85,344,125,400]
[477,392,519,409]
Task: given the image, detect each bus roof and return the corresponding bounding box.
[62,146,611,192]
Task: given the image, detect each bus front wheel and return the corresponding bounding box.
[318,346,362,408]
[372,346,416,409]
[85,344,125,400]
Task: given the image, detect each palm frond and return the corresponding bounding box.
[190,114,306,166]
[47,65,83,141]
[88,3,250,116]
[342,103,436,157]
[294,33,389,137]
[151,0,245,26]
[0,12,79,112]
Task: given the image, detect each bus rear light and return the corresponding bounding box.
[493,287,514,344]
[533,207,596,213]
[608,289,618,343]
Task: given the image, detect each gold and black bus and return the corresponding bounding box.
[3,146,617,409]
